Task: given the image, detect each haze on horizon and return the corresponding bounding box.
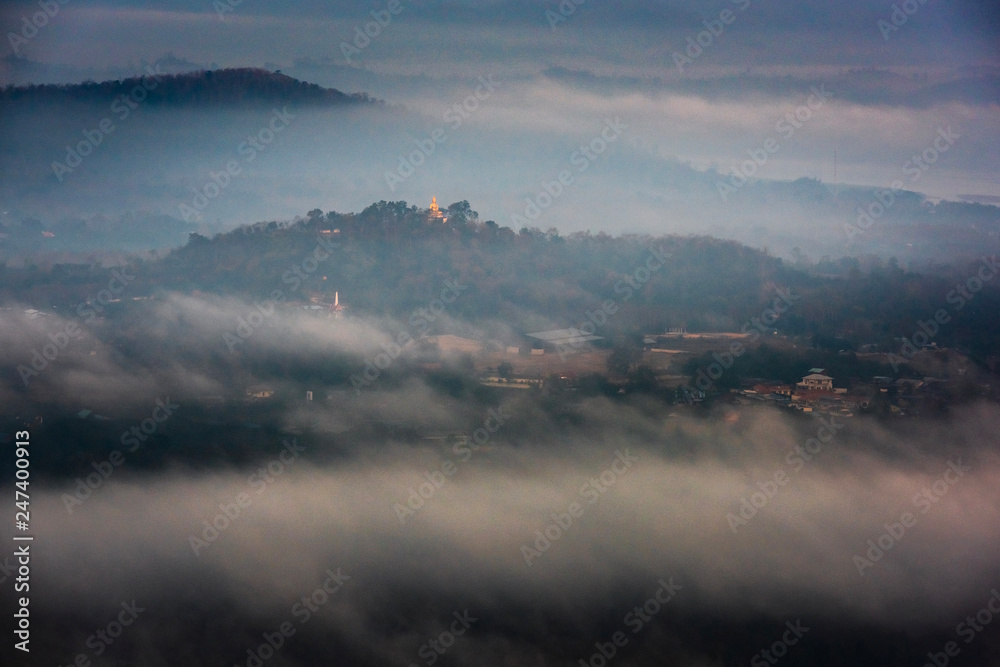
[2,3,1000,666]
[0,0,998,252]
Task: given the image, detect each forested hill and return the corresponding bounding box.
[2,201,999,359]
[155,201,789,331]
[122,201,1000,359]
[0,67,381,107]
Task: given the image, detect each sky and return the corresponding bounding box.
[0,0,998,268]
[2,0,998,203]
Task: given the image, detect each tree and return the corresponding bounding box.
[497,361,513,379]
[446,201,477,225]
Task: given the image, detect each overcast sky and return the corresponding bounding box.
[1,0,998,211]
[2,1,997,75]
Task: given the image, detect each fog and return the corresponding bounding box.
[3,79,998,262]
[5,398,1000,664]
[3,0,999,262]
[2,3,1000,664]
[2,294,1000,664]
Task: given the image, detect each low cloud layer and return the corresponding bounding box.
[4,396,1000,664]
[3,289,999,664]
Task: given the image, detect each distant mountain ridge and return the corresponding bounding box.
[0,67,382,107]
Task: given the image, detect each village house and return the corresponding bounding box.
[797,368,834,392]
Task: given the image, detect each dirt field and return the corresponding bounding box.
[474,332,776,385]
[477,348,613,378]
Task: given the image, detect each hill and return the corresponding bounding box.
[0,67,381,107]
[4,201,999,365]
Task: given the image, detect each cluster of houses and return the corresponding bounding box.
[736,369,857,416]
[733,368,957,417]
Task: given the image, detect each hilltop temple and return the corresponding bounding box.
[428,196,446,222]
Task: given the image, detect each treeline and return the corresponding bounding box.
[0,68,380,107]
